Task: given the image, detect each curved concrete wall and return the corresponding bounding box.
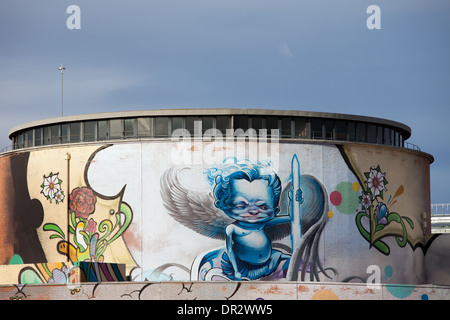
[0,138,446,287]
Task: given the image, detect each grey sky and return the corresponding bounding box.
[1,0,449,203]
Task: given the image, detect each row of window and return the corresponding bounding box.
[12,115,406,149]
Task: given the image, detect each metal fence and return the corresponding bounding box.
[431,204,450,215]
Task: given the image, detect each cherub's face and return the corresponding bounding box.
[224,178,278,223]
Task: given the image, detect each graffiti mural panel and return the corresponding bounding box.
[0,139,446,286]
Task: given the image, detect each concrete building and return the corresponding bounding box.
[1,108,449,300]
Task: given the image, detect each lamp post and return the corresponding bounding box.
[58,64,66,116]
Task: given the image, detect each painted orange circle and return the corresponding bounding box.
[312,289,339,300]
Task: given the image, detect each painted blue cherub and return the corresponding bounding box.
[160,159,320,281]
[161,157,332,282]
[212,164,302,280]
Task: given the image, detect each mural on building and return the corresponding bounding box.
[0,141,447,287]
[43,185,133,264]
[355,165,415,255]
[0,152,47,264]
[338,144,438,256]
[160,155,335,281]
[0,146,137,285]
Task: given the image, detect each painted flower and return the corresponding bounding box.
[69,187,97,219]
[85,218,97,234]
[41,173,62,202]
[48,266,70,284]
[75,221,88,251]
[375,202,389,225]
[360,193,372,210]
[367,168,387,197]
[54,191,65,204]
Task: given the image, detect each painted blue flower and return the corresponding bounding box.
[48,266,70,284]
[375,202,389,225]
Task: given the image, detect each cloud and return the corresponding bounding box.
[278,43,295,59]
[0,0,449,205]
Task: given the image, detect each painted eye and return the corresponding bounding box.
[259,204,269,210]
[235,204,246,210]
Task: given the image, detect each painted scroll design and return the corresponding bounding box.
[43,186,133,263]
[355,166,413,255]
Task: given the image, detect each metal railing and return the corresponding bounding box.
[0,145,12,153]
[311,131,421,151]
[2,126,424,154]
[431,204,450,215]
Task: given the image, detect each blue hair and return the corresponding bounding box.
[206,160,282,213]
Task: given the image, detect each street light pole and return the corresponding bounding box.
[58,64,66,116]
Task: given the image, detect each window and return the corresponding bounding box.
[51,125,60,144]
[124,119,135,138]
[281,118,292,138]
[43,127,51,145]
[325,120,334,139]
[250,117,263,132]
[234,116,249,131]
[110,119,123,139]
[84,121,97,142]
[356,123,366,142]
[367,124,377,143]
[16,133,24,149]
[335,121,347,141]
[294,118,307,138]
[202,117,214,134]
[310,118,323,139]
[35,127,43,146]
[384,127,391,146]
[266,117,279,137]
[137,117,152,137]
[155,117,169,137]
[61,124,70,143]
[98,120,109,140]
[216,116,231,134]
[171,117,184,133]
[22,130,32,148]
[377,126,383,145]
[9,114,412,150]
[70,122,81,142]
[186,116,201,135]
[348,122,356,141]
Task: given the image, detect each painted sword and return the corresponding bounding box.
[290,154,302,250]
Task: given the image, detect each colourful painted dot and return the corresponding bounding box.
[312,289,339,300]
[386,285,416,299]
[352,182,360,192]
[328,211,333,218]
[384,265,393,279]
[332,182,360,215]
[330,191,342,206]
